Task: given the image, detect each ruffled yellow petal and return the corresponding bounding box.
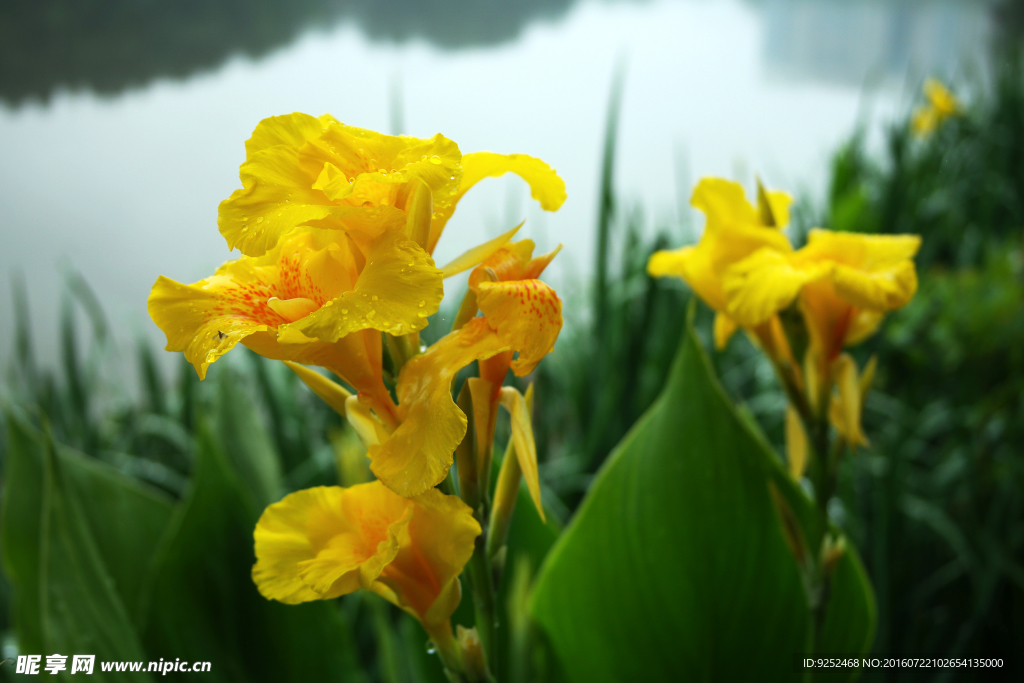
[799,231,921,311]
[373,488,481,625]
[148,274,270,380]
[220,114,461,256]
[647,179,792,316]
[251,484,411,604]
[647,245,698,281]
[476,279,562,376]
[148,228,362,379]
[499,386,543,521]
[723,248,829,327]
[370,317,509,497]
[427,152,566,254]
[245,112,324,157]
[278,229,443,344]
[691,177,759,231]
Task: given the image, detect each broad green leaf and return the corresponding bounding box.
[2,409,172,680]
[139,423,364,683]
[40,429,155,681]
[56,446,174,628]
[816,544,876,683]
[530,320,811,682]
[2,410,48,654]
[213,367,284,511]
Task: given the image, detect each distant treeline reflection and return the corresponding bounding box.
[0,0,577,105]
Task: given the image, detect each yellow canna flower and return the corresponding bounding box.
[647,177,793,351]
[252,481,480,632]
[723,230,920,362]
[219,114,566,258]
[912,78,961,137]
[147,226,443,425]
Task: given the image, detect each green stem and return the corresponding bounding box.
[466,535,497,671]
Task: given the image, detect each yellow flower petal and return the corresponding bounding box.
[723,248,827,327]
[251,484,411,604]
[647,246,699,284]
[829,354,868,448]
[284,361,351,417]
[220,115,461,256]
[439,223,523,279]
[647,178,792,315]
[148,274,270,380]
[713,312,739,350]
[785,406,808,480]
[279,229,443,344]
[765,190,793,230]
[245,112,324,157]
[800,230,921,311]
[499,386,543,522]
[148,228,363,379]
[468,377,497,470]
[691,177,758,231]
[427,152,566,254]
[373,488,481,625]
[924,77,959,116]
[370,317,509,497]
[476,279,562,376]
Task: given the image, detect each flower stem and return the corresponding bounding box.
[466,527,498,672]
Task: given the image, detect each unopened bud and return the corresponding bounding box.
[456,625,489,682]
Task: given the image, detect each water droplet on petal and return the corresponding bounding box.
[418,300,425,307]
[342,309,348,314]
[257,217,264,223]
[371,295,379,301]
[429,155,442,165]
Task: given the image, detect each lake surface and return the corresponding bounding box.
[0,0,993,377]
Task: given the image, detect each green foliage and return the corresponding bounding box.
[800,49,1024,680]
[530,309,875,682]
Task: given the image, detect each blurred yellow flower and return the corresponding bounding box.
[252,481,479,632]
[723,230,920,362]
[219,113,566,258]
[912,78,961,137]
[647,177,793,351]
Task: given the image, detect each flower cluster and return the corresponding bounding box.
[649,178,920,478]
[148,114,565,668]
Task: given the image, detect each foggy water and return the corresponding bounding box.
[0,0,991,377]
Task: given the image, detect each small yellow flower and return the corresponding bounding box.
[252,481,479,629]
[647,177,793,351]
[912,78,960,137]
[219,114,566,258]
